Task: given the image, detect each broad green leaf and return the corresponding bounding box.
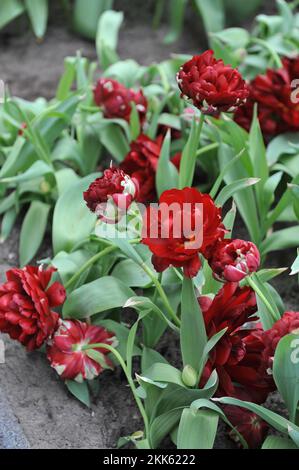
[273,334,299,423]
[149,373,218,447]
[141,347,169,373]
[55,168,80,196]
[0,0,24,30]
[124,296,179,333]
[0,95,80,178]
[65,380,90,407]
[94,319,141,361]
[72,0,113,40]
[0,207,18,243]
[249,106,268,217]
[140,363,185,388]
[63,276,134,319]
[129,102,140,141]
[98,123,130,162]
[112,258,152,287]
[262,436,298,450]
[19,201,50,266]
[179,116,202,189]
[248,273,281,330]
[194,0,225,35]
[51,249,91,285]
[260,226,299,255]
[96,10,123,69]
[56,57,76,101]
[266,133,299,166]
[290,250,299,276]
[216,397,299,435]
[52,174,98,254]
[25,0,48,39]
[218,142,260,244]
[177,409,219,449]
[0,160,53,184]
[210,28,250,48]
[180,278,207,375]
[215,177,260,206]
[156,131,179,197]
[163,0,188,44]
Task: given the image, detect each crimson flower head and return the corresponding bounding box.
[198,283,266,399]
[234,56,299,139]
[177,50,249,115]
[83,167,138,223]
[93,78,147,123]
[0,266,66,351]
[142,187,225,278]
[120,134,162,203]
[227,312,299,405]
[47,319,117,382]
[208,238,260,282]
[224,405,268,449]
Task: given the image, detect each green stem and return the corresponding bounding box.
[83,343,149,438]
[65,238,140,290]
[247,276,278,322]
[141,262,181,327]
[196,142,219,159]
[65,245,117,289]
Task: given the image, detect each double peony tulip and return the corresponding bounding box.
[93,78,147,123]
[83,166,139,223]
[177,50,249,115]
[208,238,260,282]
[0,266,65,351]
[47,319,116,382]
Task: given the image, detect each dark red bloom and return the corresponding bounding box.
[0,266,65,351]
[224,404,269,448]
[83,167,138,223]
[234,56,299,139]
[177,50,249,114]
[261,311,299,372]
[228,312,299,404]
[142,187,225,278]
[93,78,147,123]
[47,319,117,382]
[120,134,160,203]
[198,283,266,399]
[208,238,260,282]
[120,135,181,203]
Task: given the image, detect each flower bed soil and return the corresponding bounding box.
[0,0,297,449]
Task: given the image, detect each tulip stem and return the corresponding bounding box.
[64,238,140,290]
[141,263,181,327]
[83,343,149,439]
[247,276,279,323]
[64,245,117,290]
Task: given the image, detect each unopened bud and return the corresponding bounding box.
[40,179,51,194]
[182,365,198,387]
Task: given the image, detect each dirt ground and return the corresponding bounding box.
[0,0,298,450]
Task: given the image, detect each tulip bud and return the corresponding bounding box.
[209,239,260,283]
[40,179,51,194]
[182,365,198,387]
[83,167,138,224]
